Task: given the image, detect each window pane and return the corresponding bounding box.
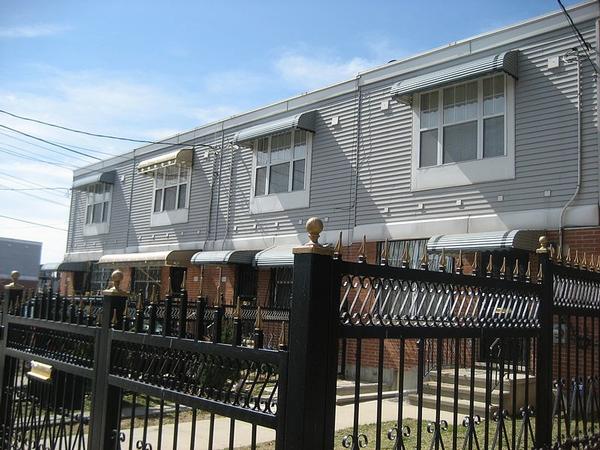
[92,203,103,223]
[163,186,177,210]
[102,202,109,222]
[255,167,267,196]
[86,205,92,224]
[465,82,478,119]
[271,132,292,163]
[165,166,178,186]
[443,87,454,124]
[484,75,505,116]
[443,121,477,163]
[292,159,305,191]
[494,75,505,114]
[154,190,163,212]
[269,162,290,194]
[155,169,165,188]
[257,138,269,165]
[293,130,307,159]
[420,129,438,167]
[177,183,187,209]
[484,116,504,158]
[420,91,438,129]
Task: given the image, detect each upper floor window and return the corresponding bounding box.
[250,129,312,214]
[83,183,112,236]
[411,74,515,191]
[153,166,190,213]
[254,130,308,196]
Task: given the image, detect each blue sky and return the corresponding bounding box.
[0,0,582,263]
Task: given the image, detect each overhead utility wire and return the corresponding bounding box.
[0,124,101,160]
[0,182,68,207]
[0,214,67,232]
[557,0,599,74]
[0,148,75,170]
[0,187,69,191]
[0,108,218,150]
[0,131,93,163]
[0,170,70,198]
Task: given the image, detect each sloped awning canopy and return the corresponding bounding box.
[72,171,116,190]
[254,245,296,267]
[98,250,196,267]
[40,262,61,272]
[426,230,541,253]
[191,250,259,266]
[391,50,519,104]
[56,261,92,272]
[233,110,317,143]
[137,148,193,175]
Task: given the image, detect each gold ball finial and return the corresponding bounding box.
[536,236,549,254]
[306,217,324,245]
[5,270,23,290]
[103,269,128,296]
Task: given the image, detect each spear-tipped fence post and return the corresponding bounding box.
[195,296,206,340]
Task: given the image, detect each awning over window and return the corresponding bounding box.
[253,245,296,267]
[233,110,317,143]
[40,262,61,272]
[137,148,193,175]
[391,50,519,104]
[56,261,92,272]
[72,171,116,190]
[426,230,540,253]
[98,250,196,267]
[191,250,259,266]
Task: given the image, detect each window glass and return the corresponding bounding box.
[443,121,477,163]
[444,81,477,124]
[165,166,179,186]
[255,167,267,196]
[270,132,292,163]
[163,186,177,211]
[484,75,505,116]
[420,129,438,167]
[102,202,109,221]
[269,163,290,194]
[292,159,305,191]
[270,267,293,309]
[92,203,103,223]
[293,130,307,159]
[257,138,269,165]
[177,184,187,209]
[484,116,504,157]
[154,190,163,212]
[420,91,438,129]
[86,205,93,224]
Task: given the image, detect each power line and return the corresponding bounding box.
[0,146,76,170]
[0,182,69,207]
[0,213,67,231]
[0,187,69,191]
[0,108,218,150]
[0,123,101,160]
[0,170,70,199]
[0,131,92,163]
[557,0,599,74]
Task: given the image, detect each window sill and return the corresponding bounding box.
[83,222,110,236]
[150,209,189,227]
[250,190,310,214]
[411,155,514,191]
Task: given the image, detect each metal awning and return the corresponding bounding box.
[426,230,541,253]
[254,245,296,267]
[391,50,519,104]
[56,261,92,272]
[72,171,116,190]
[40,262,61,272]
[98,250,196,267]
[137,148,193,175]
[191,250,259,265]
[233,110,317,143]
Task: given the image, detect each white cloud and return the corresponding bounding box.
[274,52,373,91]
[0,24,69,39]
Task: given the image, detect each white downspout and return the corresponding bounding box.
[559,49,583,250]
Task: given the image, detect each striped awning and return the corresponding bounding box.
[137,148,193,175]
[72,171,116,190]
[253,245,296,267]
[191,250,259,265]
[98,250,196,267]
[426,230,541,253]
[233,110,317,143]
[391,50,519,104]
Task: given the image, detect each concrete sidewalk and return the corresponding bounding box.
[120,398,457,449]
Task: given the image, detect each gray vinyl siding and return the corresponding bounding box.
[355,21,598,228]
[67,13,600,254]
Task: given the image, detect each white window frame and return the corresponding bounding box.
[150,165,192,227]
[83,182,112,236]
[411,74,515,191]
[249,130,312,214]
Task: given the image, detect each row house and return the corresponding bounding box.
[58,1,600,382]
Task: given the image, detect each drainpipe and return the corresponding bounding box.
[349,75,363,245]
[220,142,236,250]
[558,49,583,250]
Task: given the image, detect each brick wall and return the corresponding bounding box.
[184,265,237,306]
